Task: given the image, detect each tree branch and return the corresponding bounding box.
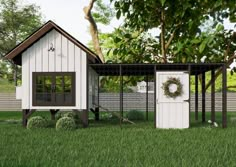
[165,30,175,50]
[205,53,236,90]
[160,8,167,63]
[83,0,105,62]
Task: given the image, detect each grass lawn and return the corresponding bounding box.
[1,111,236,167]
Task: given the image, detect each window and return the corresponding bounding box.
[33,72,75,106]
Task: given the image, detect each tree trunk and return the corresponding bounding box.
[160,8,167,63]
[83,0,105,63]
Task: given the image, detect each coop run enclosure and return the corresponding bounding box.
[90,63,227,128]
[4,20,227,129]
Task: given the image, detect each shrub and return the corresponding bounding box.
[56,117,77,131]
[27,116,47,129]
[56,111,79,120]
[56,111,80,125]
[126,110,144,120]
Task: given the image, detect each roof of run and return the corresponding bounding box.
[90,63,225,76]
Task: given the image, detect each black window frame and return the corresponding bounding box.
[33,72,76,106]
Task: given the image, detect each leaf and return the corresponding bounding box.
[114,37,122,43]
[113,49,118,55]
[199,39,208,54]
[191,39,201,44]
[216,24,224,31]
[160,0,166,6]
[124,33,131,38]
[116,10,121,19]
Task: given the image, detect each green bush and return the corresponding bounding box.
[56,117,77,131]
[56,111,80,125]
[56,111,79,120]
[27,116,47,129]
[126,110,144,120]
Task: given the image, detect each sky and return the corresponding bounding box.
[25,0,235,46]
[25,0,121,45]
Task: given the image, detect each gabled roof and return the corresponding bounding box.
[5,20,103,64]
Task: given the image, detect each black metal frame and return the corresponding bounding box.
[88,63,227,128]
[32,72,76,106]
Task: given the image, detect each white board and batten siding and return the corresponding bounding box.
[21,29,87,110]
[156,72,189,129]
[88,67,99,110]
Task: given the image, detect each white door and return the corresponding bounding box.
[156,72,189,129]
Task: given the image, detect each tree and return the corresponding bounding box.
[0,0,43,85]
[85,0,236,92]
[110,0,236,91]
[83,0,110,63]
[112,0,235,62]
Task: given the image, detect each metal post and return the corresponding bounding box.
[211,69,215,123]
[120,65,123,127]
[222,64,227,128]
[22,109,29,127]
[97,75,100,121]
[195,74,198,121]
[202,72,206,123]
[146,75,148,121]
[188,65,191,126]
[154,65,156,128]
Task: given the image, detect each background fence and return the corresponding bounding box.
[0,92,235,112]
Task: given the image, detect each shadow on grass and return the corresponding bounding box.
[1,111,236,129]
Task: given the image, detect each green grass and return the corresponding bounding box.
[1,111,236,166]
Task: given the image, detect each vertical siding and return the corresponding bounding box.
[88,68,98,109]
[29,46,36,107]
[21,29,88,109]
[48,30,55,71]
[42,33,49,72]
[35,39,42,71]
[68,41,75,71]
[55,30,62,72]
[80,51,87,109]
[61,35,68,71]
[22,52,30,109]
[156,72,189,129]
[75,46,81,108]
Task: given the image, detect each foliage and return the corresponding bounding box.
[27,116,47,129]
[56,117,77,131]
[162,77,183,99]
[111,0,235,62]
[92,0,114,25]
[56,111,80,125]
[0,78,15,93]
[126,110,144,120]
[103,28,159,63]
[0,0,43,84]
[92,0,236,91]
[99,76,139,93]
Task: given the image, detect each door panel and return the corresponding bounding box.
[156,72,189,129]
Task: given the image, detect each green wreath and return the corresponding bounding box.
[162,77,183,99]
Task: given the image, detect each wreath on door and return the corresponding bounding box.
[161,77,183,99]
